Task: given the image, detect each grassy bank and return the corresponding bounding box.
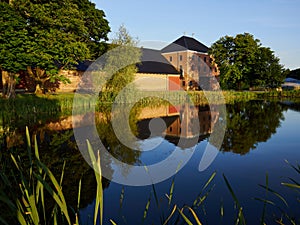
[189,90,300,105]
[1,90,300,118]
[0,94,96,128]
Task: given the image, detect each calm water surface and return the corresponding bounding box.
[1,100,299,224]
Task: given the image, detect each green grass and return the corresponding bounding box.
[1,90,300,123]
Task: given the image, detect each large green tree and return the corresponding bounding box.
[210,33,284,90]
[1,0,110,95]
[13,0,91,93]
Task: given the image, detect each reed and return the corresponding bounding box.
[0,127,71,225]
[86,140,104,225]
[0,128,106,225]
[282,160,300,190]
[223,174,246,225]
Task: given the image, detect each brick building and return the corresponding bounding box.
[160,36,219,90]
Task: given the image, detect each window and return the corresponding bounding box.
[204,57,207,62]
[209,58,212,63]
[198,66,201,71]
[182,81,186,86]
[191,65,195,71]
[179,55,183,61]
[170,56,172,62]
[180,66,183,79]
[191,55,195,60]
[179,65,183,71]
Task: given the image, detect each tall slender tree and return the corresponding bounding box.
[104,25,141,94]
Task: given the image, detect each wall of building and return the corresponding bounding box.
[56,70,84,93]
[162,51,219,90]
[135,73,169,91]
[2,70,180,93]
[168,75,181,91]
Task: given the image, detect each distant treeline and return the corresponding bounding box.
[287,68,300,80]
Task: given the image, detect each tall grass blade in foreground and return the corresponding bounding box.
[258,184,288,207]
[282,160,300,191]
[193,172,216,207]
[177,208,193,225]
[110,219,117,225]
[51,160,67,224]
[162,205,177,225]
[167,179,175,206]
[223,174,246,225]
[75,177,82,225]
[186,206,203,225]
[142,194,151,224]
[34,135,46,224]
[2,126,71,224]
[34,160,70,224]
[26,126,33,179]
[254,173,270,225]
[87,140,103,225]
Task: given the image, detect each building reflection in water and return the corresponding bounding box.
[137,103,219,146]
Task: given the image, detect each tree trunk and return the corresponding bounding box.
[2,70,8,97]
[35,83,43,94]
[27,67,47,94]
[7,74,16,98]
[238,81,242,91]
[2,71,16,99]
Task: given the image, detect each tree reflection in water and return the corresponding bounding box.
[221,101,287,154]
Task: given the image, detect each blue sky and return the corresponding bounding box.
[94,0,300,69]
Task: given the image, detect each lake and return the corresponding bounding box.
[1,100,299,224]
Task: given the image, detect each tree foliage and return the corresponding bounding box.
[286,68,300,80]
[221,101,286,154]
[104,25,141,94]
[0,0,110,96]
[0,2,29,98]
[13,0,90,93]
[210,33,285,90]
[71,0,110,59]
